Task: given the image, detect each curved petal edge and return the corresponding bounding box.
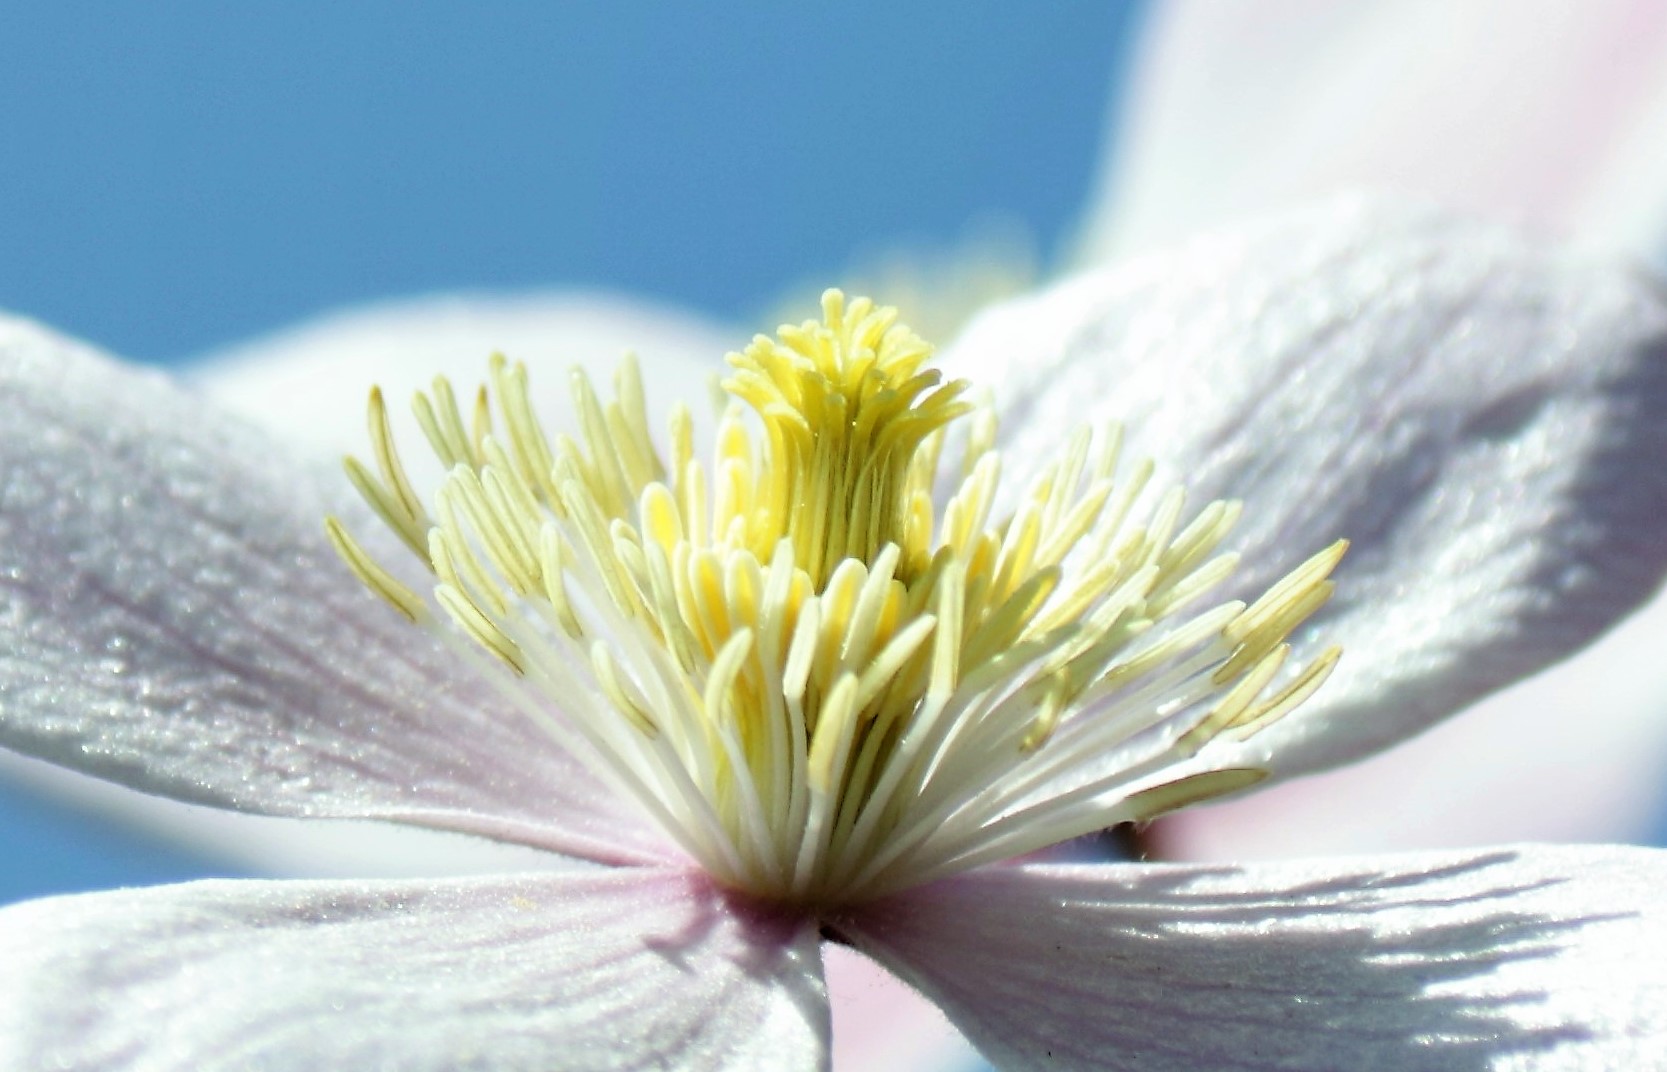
[0,313,669,864]
[844,845,1667,1072]
[948,196,1667,781]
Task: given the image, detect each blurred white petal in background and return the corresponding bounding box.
[1080,0,1667,265]
[1078,0,1667,860]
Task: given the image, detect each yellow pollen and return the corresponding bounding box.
[327,290,1346,904]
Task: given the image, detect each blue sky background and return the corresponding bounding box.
[0,4,1144,901]
[2,3,1140,363]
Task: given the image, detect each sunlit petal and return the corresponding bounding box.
[846,845,1667,1071]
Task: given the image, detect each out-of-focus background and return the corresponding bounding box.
[0,1,1141,900]
[0,3,1136,365]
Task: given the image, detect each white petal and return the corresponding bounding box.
[1080,1,1667,264]
[0,867,827,1072]
[843,845,1667,1071]
[1165,588,1667,859]
[189,290,736,465]
[0,313,669,864]
[947,197,1667,780]
[186,297,983,1068]
[13,292,732,876]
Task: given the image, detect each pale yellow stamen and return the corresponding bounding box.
[323,517,425,623]
[327,289,1346,905]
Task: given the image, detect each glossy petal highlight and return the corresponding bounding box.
[845,846,1667,1071]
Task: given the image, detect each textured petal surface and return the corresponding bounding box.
[844,845,1667,1072]
[946,197,1667,780]
[0,867,827,1072]
[1079,1,1667,264]
[0,313,670,864]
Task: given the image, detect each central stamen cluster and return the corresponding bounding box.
[722,303,969,586]
[329,290,1344,905]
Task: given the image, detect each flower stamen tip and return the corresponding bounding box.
[327,291,1346,903]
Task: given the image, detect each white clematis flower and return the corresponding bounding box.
[3,199,1667,1070]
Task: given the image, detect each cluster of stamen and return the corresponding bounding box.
[328,290,1344,905]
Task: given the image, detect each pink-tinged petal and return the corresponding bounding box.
[190,290,736,463]
[1165,590,1667,859]
[823,943,978,1071]
[947,197,1667,782]
[0,313,670,865]
[1080,1,1667,263]
[0,867,827,1072]
[0,751,575,879]
[843,846,1667,1071]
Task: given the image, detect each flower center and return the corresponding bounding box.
[328,290,1344,906]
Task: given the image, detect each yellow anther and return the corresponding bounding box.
[1229,645,1343,740]
[1122,768,1269,823]
[342,455,427,561]
[1226,539,1350,646]
[323,517,426,622]
[326,290,1347,904]
[365,387,428,541]
[592,643,659,736]
[434,585,525,675]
